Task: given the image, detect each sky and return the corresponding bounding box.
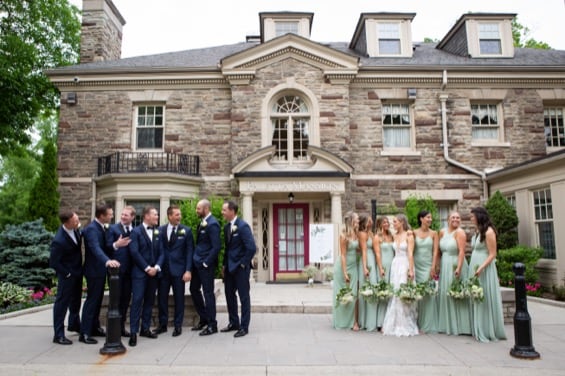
[70,0,565,58]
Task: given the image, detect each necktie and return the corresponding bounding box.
[170,226,177,244]
[124,225,131,236]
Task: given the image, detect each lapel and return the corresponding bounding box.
[141,227,152,248]
[62,228,77,246]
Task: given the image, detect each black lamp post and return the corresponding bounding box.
[510,262,540,359]
[100,267,126,355]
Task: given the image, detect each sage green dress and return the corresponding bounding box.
[438,230,471,335]
[332,239,359,329]
[414,235,439,333]
[468,234,507,342]
[376,240,394,328]
[358,236,378,331]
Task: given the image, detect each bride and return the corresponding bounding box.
[382,214,419,336]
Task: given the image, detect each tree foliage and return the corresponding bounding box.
[404,194,440,231]
[512,17,551,50]
[0,0,80,156]
[485,190,519,250]
[0,219,55,288]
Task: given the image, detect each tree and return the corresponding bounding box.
[512,18,551,49]
[404,194,440,231]
[0,0,80,156]
[485,190,519,250]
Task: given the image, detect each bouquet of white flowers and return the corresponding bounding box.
[396,280,423,303]
[447,276,468,299]
[359,279,378,304]
[335,285,355,307]
[467,267,484,303]
[418,278,438,297]
[374,277,394,301]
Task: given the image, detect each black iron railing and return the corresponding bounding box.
[97,152,200,176]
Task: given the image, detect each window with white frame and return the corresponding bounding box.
[505,193,516,209]
[377,22,401,55]
[544,107,565,148]
[533,188,555,259]
[471,103,501,141]
[275,21,299,37]
[126,200,161,227]
[271,95,310,163]
[478,23,502,55]
[382,103,412,149]
[136,105,164,150]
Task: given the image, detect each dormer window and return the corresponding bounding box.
[378,23,401,55]
[275,21,299,37]
[478,23,502,55]
[260,12,313,42]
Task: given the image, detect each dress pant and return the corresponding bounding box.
[53,274,82,337]
[157,273,186,328]
[130,275,158,333]
[80,276,105,336]
[189,264,216,328]
[224,266,251,331]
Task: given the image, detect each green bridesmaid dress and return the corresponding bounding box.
[468,234,507,342]
[358,237,378,331]
[376,240,394,328]
[332,239,359,329]
[438,230,471,335]
[414,235,439,333]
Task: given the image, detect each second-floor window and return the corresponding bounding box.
[271,96,310,163]
[479,23,502,55]
[275,21,299,37]
[377,22,401,55]
[136,105,164,150]
[471,103,500,141]
[544,107,565,148]
[382,103,412,149]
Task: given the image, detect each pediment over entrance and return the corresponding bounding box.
[232,145,353,177]
[221,34,359,84]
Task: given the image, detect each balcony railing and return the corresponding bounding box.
[97,152,200,176]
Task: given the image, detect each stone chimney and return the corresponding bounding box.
[80,0,126,63]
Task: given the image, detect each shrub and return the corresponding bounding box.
[404,194,440,231]
[322,266,334,281]
[485,190,519,250]
[496,246,543,287]
[0,282,30,308]
[302,264,318,279]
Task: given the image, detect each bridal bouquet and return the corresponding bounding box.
[447,276,468,299]
[468,267,484,303]
[396,281,423,303]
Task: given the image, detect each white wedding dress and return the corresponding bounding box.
[381,240,419,336]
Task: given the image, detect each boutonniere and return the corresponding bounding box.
[200,219,208,228]
[231,225,237,233]
[103,223,109,230]
[178,228,186,236]
[153,229,159,238]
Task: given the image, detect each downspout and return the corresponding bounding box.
[439,71,488,201]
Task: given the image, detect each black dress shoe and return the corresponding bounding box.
[128,334,137,347]
[121,329,131,337]
[191,321,207,331]
[67,325,80,333]
[92,327,106,337]
[139,329,158,339]
[172,327,182,337]
[234,329,248,338]
[152,325,167,335]
[78,335,98,344]
[199,326,218,336]
[220,323,239,332]
[53,336,73,345]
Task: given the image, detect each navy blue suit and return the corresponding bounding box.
[106,222,133,331]
[129,224,164,334]
[50,225,83,338]
[81,220,111,337]
[189,215,221,328]
[157,224,194,328]
[223,217,256,331]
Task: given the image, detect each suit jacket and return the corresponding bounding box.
[83,220,111,278]
[224,217,257,273]
[105,222,132,274]
[160,224,194,277]
[129,224,164,279]
[193,215,221,268]
[49,226,82,278]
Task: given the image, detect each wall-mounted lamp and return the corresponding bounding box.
[67,92,77,105]
[288,192,294,204]
[407,88,417,99]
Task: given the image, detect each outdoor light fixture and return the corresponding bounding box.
[67,92,77,105]
[407,88,417,99]
[288,192,294,204]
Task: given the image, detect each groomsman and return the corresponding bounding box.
[105,206,134,337]
[154,205,194,337]
[80,204,120,345]
[190,199,221,336]
[220,201,256,338]
[50,209,83,345]
[128,206,164,346]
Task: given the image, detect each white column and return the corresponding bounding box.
[331,191,343,265]
[241,192,253,224]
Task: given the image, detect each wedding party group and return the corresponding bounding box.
[332,207,507,343]
[49,199,256,347]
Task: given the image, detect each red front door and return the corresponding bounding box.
[273,204,309,279]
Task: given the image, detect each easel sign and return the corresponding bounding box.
[309,224,334,264]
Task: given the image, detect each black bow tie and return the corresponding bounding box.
[146,226,154,230]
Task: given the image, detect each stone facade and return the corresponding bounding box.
[80,0,125,63]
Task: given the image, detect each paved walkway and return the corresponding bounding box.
[1,282,564,375]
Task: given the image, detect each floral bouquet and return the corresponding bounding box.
[335,282,356,308]
[418,278,438,297]
[396,280,423,303]
[468,266,484,303]
[374,277,394,301]
[359,279,378,304]
[447,276,468,299]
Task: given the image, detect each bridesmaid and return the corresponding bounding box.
[375,217,394,330]
[468,207,507,342]
[413,210,440,333]
[358,215,378,331]
[438,211,471,335]
[332,211,360,330]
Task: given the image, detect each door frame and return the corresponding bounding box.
[273,203,309,280]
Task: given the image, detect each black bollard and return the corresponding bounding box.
[100,267,126,355]
[509,262,540,359]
